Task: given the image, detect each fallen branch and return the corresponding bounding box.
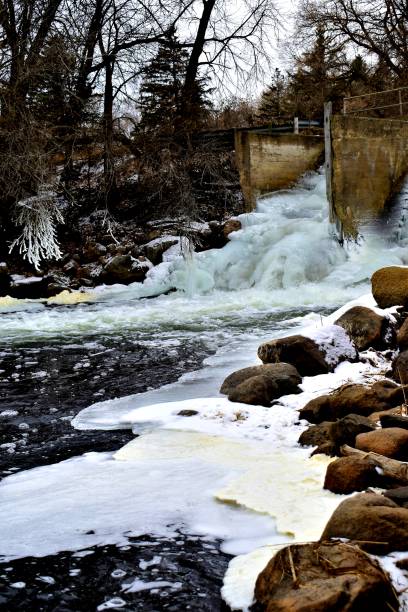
[340,444,408,484]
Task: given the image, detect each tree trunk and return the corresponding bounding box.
[180,0,215,124]
[103,57,116,203]
[341,444,408,484]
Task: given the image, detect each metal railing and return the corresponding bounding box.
[343,86,408,118]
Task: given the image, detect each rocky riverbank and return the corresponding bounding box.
[1,213,242,300]
[219,265,408,611]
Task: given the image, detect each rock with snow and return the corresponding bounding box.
[335,305,391,351]
[82,242,107,263]
[222,218,241,239]
[254,541,397,612]
[299,380,404,424]
[8,274,49,299]
[321,492,408,554]
[397,317,408,351]
[258,325,357,377]
[372,266,408,308]
[141,236,179,266]
[102,255,152,285]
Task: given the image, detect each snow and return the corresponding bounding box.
[122,579,182,593]
[303,323,357,366]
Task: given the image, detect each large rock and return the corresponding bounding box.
[82,241,107,263]
[299,380,403,424]
[392,349,408,385]
[298,422,333,448]
[220,363,301,396]
[329,414,375,448]
[398,318,408,351]
[324,456,380,494]
[372,266,408,308]
[223,218,241,239]
[141,236,179,266]
[334,306,388,351]
[8,274,50,299]
[356,427,408,460]
[383,486,408,507]
[228,375,280,407]
[253,541,397,612]
[321,492,408,553]
[102,255,151,284]
[258,335,330,376]
[380,413,408,430]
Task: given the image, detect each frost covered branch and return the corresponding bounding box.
[9,187,64,271]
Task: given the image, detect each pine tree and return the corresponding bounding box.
[287,26,349,119]
[257,68,286,124]
[138,29,209,134]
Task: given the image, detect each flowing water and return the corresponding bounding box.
[1,170,408,611]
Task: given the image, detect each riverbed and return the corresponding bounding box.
[1,171,408,611]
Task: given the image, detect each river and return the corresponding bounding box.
[1,170,408,611]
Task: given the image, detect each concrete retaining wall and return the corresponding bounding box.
[330,115,408,238]
[235,131,324,209]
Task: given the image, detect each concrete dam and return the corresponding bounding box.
[229,87,408,240]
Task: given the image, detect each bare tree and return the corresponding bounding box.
[300,0,408,82]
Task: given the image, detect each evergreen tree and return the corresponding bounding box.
[257,68,286,123]
[138,29,209,134]
[287,26,348,119]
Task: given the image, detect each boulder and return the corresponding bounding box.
[334,306,387,351]
[228,374,280,407]
[258,335,330,376]
[62,259,80,276]
[8,274,50,299]
[324,456,380,494]
[299,380,403,424]
[76,263,104,283]
[258,326,357,377]
[321,492,408,553]
[220,363,301,396]
[298,422,333,448]
[355,427,408,460]
[102,255,151,284]
[329,414,375,449]
[392,350,408,385]
[141,236,179,266]
[380,413,408,430]
[372,266,408,308]
[0,262,10,296]
[398,317,408,351]
[223,218,241,239]
[383,486,408,507]
[82,241,107,262]
[253,541,397,612]
[177,409,199,417]
[311,441,337,457]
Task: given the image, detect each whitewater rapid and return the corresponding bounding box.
[2,170,408,609]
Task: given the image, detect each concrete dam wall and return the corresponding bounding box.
[234,130,324,209]
[326,111,408,239]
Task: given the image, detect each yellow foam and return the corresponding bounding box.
[47,290,95,305]
[115,429,340,542]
